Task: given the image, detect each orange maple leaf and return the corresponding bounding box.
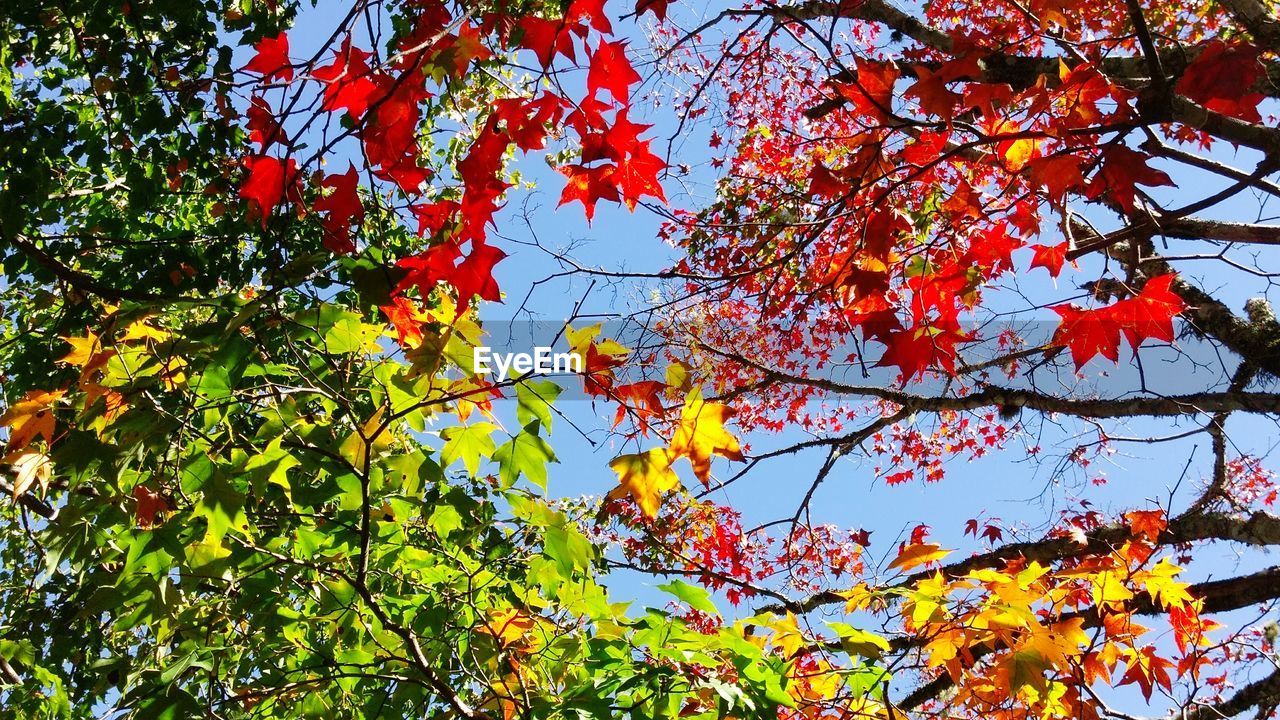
[0,390,64,451]
[889,542,951,572]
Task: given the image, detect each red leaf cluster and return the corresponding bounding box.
[1051,274,1186,369]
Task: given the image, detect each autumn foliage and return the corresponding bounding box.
[2,0,1280,719]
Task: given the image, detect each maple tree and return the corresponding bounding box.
[579,1,1280,719]
[3,0,1280,719]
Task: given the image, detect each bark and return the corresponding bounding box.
[759,509,1280,615]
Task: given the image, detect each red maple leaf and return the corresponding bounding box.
[909,524,931,545]
[449,241,507,303]
[454,126,514,240]
[440,22,493,76]
[514,17,577,68]
[1026,153,1085,202]
[1051,302,1121,370]
[581,344,626,397]
[133,486,169,529]
[835,59,898,121]
[611,380,666,431]
[1051,274,1185,368]
[1176,40,1264,123]
[312,38,380,120]
[900,129,950,166]
[568,0,613,34]
[360,78,433,193]
[1112,274,1185,349]
[965,223,1022,274]
[410,200,460,238]
[962,82,1013,120]
[397,241,462,297]
[245,32,293,82]
[1118,645,1174,701]
[884,470,914,486]
[458,176,512,242]
[807,161,849,198]
[457,125,510,195]
[981,523,1004,544]
[380,297,427,348]
[876,324,966,381]
[395,240,506,304]
[587,41,641,105]
[635,0,672,21]
[314,164,364,254]
[614,142,667,209]
[558,164,619,221]
[245,96,287,152]
[491,93,566,152]
[1029,242,1069,278]
[239,155,300,226]
[1085,145,1175,213]
[904,65,963,120]
[601,109,652,160]
[395,2,453,65]
[565,93,614,140]
[1056,63,1123,126]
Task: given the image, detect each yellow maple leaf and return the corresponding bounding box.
[889,542,951,573]
[1003,137,1040,171]
[118,318,169,344]
[924,627,965,667]
[1091,570,1135,609]
[0,390,64,451]
[838,582,876,613]
[664,361,691,390]
[478,608,538,650]
[1135,558,1193,609]
[339,406,395,469]
[668,389,743,485]
[607,448,679,518]
[1021,616,1088,669]
[766,612,807,658]
[966,568,1012,585]
[566,323,629,360]
[908,572,952,626]
[60,331,106,368]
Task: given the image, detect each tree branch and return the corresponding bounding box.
[7,233,175,303]
[1218,0,1280,51]
[1184,666,1280,720]
[1159,218,1280,245]
[759,509,1280,615]
[701,342,1280,418]
[0,475,57,520]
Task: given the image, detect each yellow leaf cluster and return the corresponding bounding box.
[607,388,743,519]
